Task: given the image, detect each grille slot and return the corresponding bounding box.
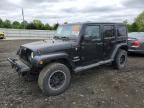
[19,48,32,63]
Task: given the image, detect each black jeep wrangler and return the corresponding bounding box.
[8,22,128,96]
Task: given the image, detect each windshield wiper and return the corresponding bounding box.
[54,36,70,40]
[54,35,77,41]
[60,36,70,40]
[54,36,60,39]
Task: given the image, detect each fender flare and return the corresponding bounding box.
[33,52,75,68]
[111,43,128,60]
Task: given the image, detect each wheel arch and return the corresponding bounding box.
[47,58,75,72]
[33,52,75,70]
[111,43,128,60]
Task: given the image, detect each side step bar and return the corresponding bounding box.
[74,59,113,73]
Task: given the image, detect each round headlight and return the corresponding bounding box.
[28,52,34,62]
[31,52,34,58]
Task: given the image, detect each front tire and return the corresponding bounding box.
[38,63,71,96]
[112,49,127,69]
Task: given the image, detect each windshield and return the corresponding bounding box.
[55,24,81,39]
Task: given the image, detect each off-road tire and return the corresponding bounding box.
[38,63,71,96]
[112,49,127,69]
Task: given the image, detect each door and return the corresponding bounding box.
[80,24,103,65]
[103,25,116,60]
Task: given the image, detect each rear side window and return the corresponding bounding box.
[117,25,127,37]
[103,25,114,38]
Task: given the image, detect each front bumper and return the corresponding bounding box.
[7,57,31,75]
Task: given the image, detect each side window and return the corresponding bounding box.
[84,25,100,40]
[117,25,127,37]
[103,25,114,38]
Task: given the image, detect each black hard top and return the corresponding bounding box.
[63,22,125,25]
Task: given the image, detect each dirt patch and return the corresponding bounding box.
[0,40,144,108]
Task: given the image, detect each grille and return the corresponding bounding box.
[19,47,32,63]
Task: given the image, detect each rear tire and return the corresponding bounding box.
[112,49,127,69]
[38,63,71,96]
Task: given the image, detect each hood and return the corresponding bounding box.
[21,39,77,54]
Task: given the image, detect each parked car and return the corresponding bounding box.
[128,32,144,54]
[0,32,5,39]
[8,22,128,96]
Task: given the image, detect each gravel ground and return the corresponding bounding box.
[0,40,144,108]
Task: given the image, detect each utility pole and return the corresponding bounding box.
[22,8,25,29]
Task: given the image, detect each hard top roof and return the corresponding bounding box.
[63,22,125,25]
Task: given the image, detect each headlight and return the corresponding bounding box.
[31,52,34,59]
[28,52,34,62]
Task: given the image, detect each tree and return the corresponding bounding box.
[12,21,20,29]
[53,23,59,30]
[135,11,144,31]
[127,23,138,32]
[0,18,4,28]
[33,20,44,30]
[3,19,12,28]
[20,20,28,29]
[130,22,138,32]
[127,24,132,32]
[26,22,37,29]
[44,23,52,30]
[0,17,59,30]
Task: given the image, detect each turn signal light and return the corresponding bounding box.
[39,60,44,64]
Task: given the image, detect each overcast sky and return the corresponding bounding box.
[0,0,143,24]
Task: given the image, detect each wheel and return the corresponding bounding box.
[38,63,71,96]
[112,49,127,69]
